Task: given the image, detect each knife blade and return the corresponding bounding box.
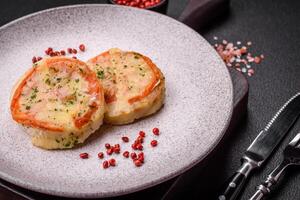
[218,92,300,200]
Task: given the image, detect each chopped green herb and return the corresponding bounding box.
[75,79,79,83]
[45,78,51,85]
[30,94,36,99]
[33,88,38,93]
[97,70,105,79]
[25,105,31,110]
[64,142,71,147]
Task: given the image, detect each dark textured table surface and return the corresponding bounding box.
[1,0,300,199]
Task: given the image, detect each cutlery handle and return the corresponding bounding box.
[218,172,246,200]
[178,0,230,31]
[249,159,290,200]
[218,159,257,200]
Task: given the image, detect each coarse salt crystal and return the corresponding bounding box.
[248,57,254,62]
[248,69,254,73]
[212,37,264,77]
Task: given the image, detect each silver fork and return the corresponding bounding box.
[249,133,300,200]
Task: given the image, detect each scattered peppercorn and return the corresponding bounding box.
[32,56,37,63]
[60,50,66,56]
[67,48,72,54]
[79,44,85,52]
[98,152,104,159]
[122,136,129,142]
[80,153,89,159]
[123,151,129,158]
[103,160,109,169]
[131,152,137,159]
[113,0,162,8]
[151,140,158,147]
[105,143,111,149]
[106,148,113,155]
[139,131,146,137]
[152,128,159,135]
[72,49,77,54]
[134,159,142,167]
[109,158,116,166]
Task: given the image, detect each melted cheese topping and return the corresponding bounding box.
[11,58,103,133]
[88,49,159,111]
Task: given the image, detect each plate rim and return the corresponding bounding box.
[0,4,233,198]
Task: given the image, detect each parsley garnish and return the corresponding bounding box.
[97,70,105,79]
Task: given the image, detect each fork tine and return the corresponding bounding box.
[288,133,300,147]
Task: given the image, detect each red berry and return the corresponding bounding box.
[107,148,113,155]
[60,50,66,56]
[72,48,77,54]
[134,159,142,167]
[72,56,77,59]
[109,158,116,166]
[114,147,120,154]
[136,143,143,151]
[131,152,137,159]
[50,52,56,57]
[105,143,111,149]
[152,127,159,135]
[45,47,53,55]
[67,48,72,54]
[123,151,129,158]
[131,143,137,150]
[79,44,85,52]
[79,153,89,159]
[98,152,104,159]
[32,56,37,63]
[103,160,109,169]
[37,57,42,61]
[122,136,129,142]
[114,144,120,149]
[139,131,146,137]
[137,136,144,143]
[137,152,144,162]
[151,140,158,147]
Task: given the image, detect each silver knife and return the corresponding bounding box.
[218,92,300,200]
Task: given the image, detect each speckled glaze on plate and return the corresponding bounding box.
[0,4,233,198]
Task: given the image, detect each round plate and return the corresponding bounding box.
[0,4,233,198]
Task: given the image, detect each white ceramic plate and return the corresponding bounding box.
[0,4,233,198]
